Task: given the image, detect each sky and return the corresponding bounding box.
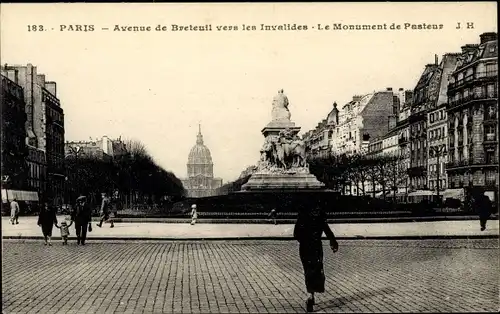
[1,2,497,183]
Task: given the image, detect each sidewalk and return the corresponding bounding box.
[2,216,498,240]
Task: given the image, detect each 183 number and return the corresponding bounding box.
[27,25,45,32]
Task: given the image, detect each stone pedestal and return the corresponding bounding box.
[241,172,325,191]
[262,121,300,134]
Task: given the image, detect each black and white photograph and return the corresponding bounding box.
[1,2,498,313]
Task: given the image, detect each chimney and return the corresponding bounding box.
[386,87,393,91]
[45,81,57,97]
[480,32,497,44]
[461,44,478,53]
[37,74,46,86]
[435,54,439,65]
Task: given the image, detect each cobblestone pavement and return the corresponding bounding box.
[2,239,499,313]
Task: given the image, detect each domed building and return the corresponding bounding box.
[181,125,223,198]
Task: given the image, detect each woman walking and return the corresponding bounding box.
[294,199,338,312]
[38,202,58,246]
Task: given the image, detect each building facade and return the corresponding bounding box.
[332,88,401,156]
[181,125,223,198]
[425,53,460,194]
[446,32,498,202]
[42,80,65,205]
[427,103,448,192]
[1,74,28,190]
[65,136,127,161]
[408,54,458,191]
[1,64,64,203]
[303,102,339,158]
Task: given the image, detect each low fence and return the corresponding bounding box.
[114,208,468,219]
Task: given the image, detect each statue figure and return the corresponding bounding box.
[271,89,292,122]
[268,129,308,169]
[260,138,276,165]
[290,135,307,167]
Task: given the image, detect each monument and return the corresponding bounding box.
[241,89,325,191]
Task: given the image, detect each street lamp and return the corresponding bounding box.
[67,146,83,202]
[430,145,446,204]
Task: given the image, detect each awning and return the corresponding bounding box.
[408,190,437,197]
[383,191,408,199]
[442,189,465,200]
[1,189,39,203]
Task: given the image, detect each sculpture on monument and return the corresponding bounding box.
[272,89,292,122]
[241,89,325,191]
[257,90,308,173]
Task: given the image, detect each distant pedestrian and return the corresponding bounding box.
[56,220,73,245]
[470,187,493,231]
[190,204,198,225]
[294,200,338,312]
[268,208,277,225]
[72,195,92,245]
[97,192,114,228]
[10,198,20,225]
[38,202,58,246]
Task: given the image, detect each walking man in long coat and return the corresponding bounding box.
[72,195,92,245]
[294,199,339,312]
[470,187,493,231]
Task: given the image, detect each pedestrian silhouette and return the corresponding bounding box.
[294,198,338,312]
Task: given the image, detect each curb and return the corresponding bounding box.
[90,216,490,224]
[3,235,499,241]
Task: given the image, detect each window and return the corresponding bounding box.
[485,125,496,141]
[485,151,496,164]
[486,63,497,76]
[486,170,497,185]
[487,84,496,98]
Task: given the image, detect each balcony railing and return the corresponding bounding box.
[447,158,499,169]
[448,91,498,110]
[448,71,498,90]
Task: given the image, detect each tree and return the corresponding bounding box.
[65,139,185,209]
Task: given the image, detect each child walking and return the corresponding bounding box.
[56,220,73,245]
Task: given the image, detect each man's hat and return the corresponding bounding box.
[191,204,197,209]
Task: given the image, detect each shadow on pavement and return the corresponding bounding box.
[316,286,396,311]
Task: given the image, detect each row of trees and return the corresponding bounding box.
[308,153,409,198]
[216,154,409,199]
[65,139,185,207]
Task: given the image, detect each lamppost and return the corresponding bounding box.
[128,152,135,210]
[67,146,83,202]
[430,145,446,204]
